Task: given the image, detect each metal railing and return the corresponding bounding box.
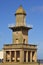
[37,59,43,65]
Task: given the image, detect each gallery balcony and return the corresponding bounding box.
[3,44,37,50]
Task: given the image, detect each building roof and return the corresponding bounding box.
[15,6,26,15]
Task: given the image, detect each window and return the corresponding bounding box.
[23,39,26,44]
[16,39,18,44]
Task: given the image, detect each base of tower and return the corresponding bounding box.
[0,62,40,65]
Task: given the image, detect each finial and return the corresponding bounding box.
[20,5,22,7]
[15,5,26,15]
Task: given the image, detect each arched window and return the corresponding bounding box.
[23,39,26,44]
[16,39,18,44]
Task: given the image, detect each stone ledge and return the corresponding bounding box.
[0,62,39,65]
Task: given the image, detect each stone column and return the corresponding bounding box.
[20,50,24,62]
[30,51,32,62]
[26,51,28,62]
[9,51,11,62]
[34,51,37,62]
[3,51,6,62]
[15,51,16,62]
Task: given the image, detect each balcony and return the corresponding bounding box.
[3,44,37,50]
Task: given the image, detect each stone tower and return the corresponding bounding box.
[15,6,26,26]
[9,6,32,44]
[3,6,37,63]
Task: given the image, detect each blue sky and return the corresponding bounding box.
[0,0,43,59]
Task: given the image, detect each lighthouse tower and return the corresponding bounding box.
[3,6,37,63]
[9,6,32,44]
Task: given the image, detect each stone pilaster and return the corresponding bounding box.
[34,51,37,62]
[3,51,6,62]
[26,51,28,62]
[20,50,24,62]
[30,51,32,62]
